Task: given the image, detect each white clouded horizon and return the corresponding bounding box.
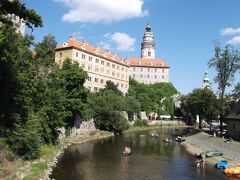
[54,0,148,23]
[220,27,240,36]
[227,36,240,45]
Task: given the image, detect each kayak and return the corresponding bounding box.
[224,167,240,175]
[205,151,223,158]
[176,137,186,142]
[122,151,131,156]
[216,160,229,169]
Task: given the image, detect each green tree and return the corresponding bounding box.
[125,96,141,121]
[187,88,219,129]
[208,45,240,131]
[0,0,42,29]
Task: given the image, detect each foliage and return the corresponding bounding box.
[7,115,43,160]
[0,0,43,29]
[128,78,177,116]
[208,45,240,131]
[133,119,149,127]
[125,96,141,121]
[180,88,219,129]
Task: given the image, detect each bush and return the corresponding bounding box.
[133,119,149,127]
[7,115,43,160]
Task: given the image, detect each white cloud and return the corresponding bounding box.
[111,32,136,51]
[54,0,148,23]
[227,36,240,45]
[220,27,240,36]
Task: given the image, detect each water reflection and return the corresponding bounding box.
[50,128,228,180]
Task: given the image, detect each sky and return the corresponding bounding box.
[24,0,240,94]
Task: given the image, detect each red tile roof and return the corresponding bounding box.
[56,37,128,66]
[124,58,169,68]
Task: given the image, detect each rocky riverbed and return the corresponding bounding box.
[184,132,240,167]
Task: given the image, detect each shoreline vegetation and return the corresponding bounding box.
[2,123,186,180]
[183,132,240,167]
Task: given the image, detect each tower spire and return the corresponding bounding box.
[141,20,155,59]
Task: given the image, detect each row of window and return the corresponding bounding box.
[87,77,128,88]
[133,67,165,73]
[75,52,127,71]
[132,74,165,79]
[81,64,128,80]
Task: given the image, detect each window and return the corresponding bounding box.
[112,64,115,68]
[140,74,142,78]
[82,54,86,59]
[89,56,92,61]
[95,78,98,82]
[76,52,78,57]
[101,67,104,72]
[147,75,150,78]
[154,75,157,79]
[88,66,92,70]
[155,69,157,72]
[95,67,99,72]
[94,87,98,91]
[148,51,151,56]
[87,77,91,81]
[121,67,124,71]
[100,79,104,83]
[117,66,119,70]
[60,52,62,58]
[117,83,119,87]
[162,75,165,79]
[95,58,99,63]
[162,69,165,73]
[101,60,104,65]
[148,68,150,72]
[107,62,110,67]
[141,68,143,72]
[112,72,115,76]
[125,84,128,88]
[233,123,236,130]
[133,68,135,71]
[121,84,124,87]
[133,74,135,78]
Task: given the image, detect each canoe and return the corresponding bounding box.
[205,151,223,158]
[176,137,186,142]
[122,151,131,156]
[216,160,229,169]
[224,167,240,175]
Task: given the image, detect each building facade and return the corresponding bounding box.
[55,36,129,94]
[225,101,240,139]
[125,23,169,84]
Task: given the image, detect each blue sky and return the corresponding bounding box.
[25,0,240,94]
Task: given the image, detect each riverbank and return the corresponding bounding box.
[4,130,113,180]
[4,123,188,179]
[183,132,240,167]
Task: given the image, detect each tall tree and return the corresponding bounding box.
[208,45,240,131]
[186,88,219,129]
[0,0,42,29]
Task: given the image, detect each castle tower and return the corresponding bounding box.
[202,71,211,89]
[141,22,155,59]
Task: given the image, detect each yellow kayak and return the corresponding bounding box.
[224,167,240,175]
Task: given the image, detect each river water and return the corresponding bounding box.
[50,128,228,180]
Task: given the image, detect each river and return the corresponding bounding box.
[50,128,228,180]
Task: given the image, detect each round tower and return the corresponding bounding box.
[202,71,211,89]
[141,22,155,59]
